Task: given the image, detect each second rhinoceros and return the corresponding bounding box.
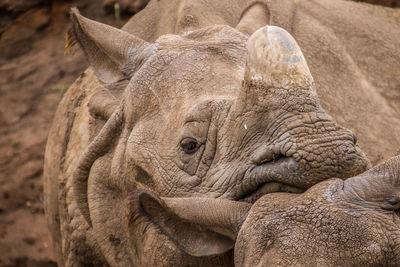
[44,4,370,267]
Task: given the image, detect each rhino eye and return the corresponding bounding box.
[180,138,201,154]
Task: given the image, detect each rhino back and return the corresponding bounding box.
[121,0,258,41]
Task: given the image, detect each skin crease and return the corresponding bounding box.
[42,1,399,266]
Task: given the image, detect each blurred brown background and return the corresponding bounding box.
[0,1,148,265]
[0,0,397,266]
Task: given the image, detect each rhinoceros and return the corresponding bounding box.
[43,0,399,266]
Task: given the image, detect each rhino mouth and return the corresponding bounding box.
[239,181,304,203]
[238,156,305,204]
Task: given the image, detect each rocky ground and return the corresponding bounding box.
[0,0,397,266]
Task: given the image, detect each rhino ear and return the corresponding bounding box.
[126,190,251,257]
[236,2,270,36]
[67,8,156,83]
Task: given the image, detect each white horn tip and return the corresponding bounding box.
[246,25,313,89]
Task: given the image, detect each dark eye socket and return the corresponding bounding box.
[180,138,201,154]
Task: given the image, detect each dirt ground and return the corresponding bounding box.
[0,0,398,266]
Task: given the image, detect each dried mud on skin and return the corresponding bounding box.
[0,0,396,266]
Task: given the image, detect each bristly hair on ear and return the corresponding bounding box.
[65,27,78,55]
[65,8,81,55]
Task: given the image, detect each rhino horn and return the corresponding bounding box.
[242,25,314,106]
[68,8,156,83]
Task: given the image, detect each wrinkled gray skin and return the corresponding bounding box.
[43,1,381,266]
[138,155,400,266]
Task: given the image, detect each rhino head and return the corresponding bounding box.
[68,8,369,265]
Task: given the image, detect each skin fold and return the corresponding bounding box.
[43,1,399,266]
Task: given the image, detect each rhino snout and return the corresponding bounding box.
[288,125,370,185]
[235,115,370,203]
[234,25,370,197]
[275,114,369,183]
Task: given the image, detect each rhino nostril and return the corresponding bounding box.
[252,145,284,165]
[254,153,286,166]
[349,131,358,145]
